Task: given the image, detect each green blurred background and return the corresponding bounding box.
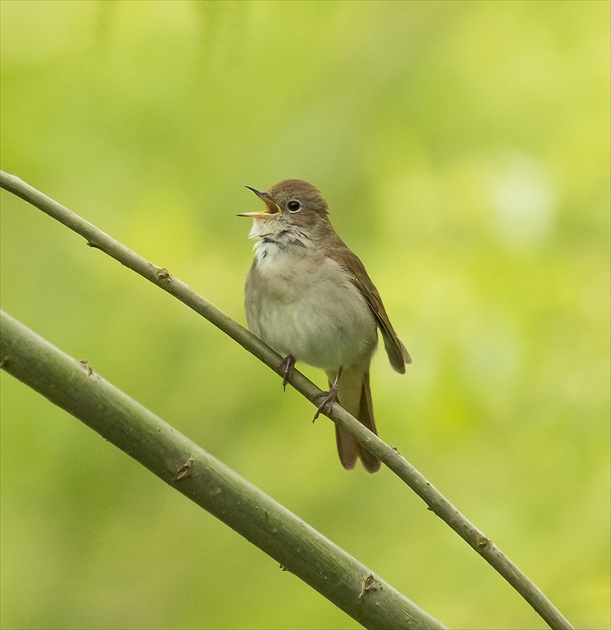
[1,1,609,628]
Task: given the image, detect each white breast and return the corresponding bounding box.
[245,241,378,371]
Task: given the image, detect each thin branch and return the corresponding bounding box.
[0,170,573,630]
[0,310,445,630]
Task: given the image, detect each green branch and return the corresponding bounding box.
[0,170,573,630]
[0,310,444,629]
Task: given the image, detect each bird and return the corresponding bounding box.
[239,179,410,473]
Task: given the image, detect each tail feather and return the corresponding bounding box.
[330,368,381,474]
[335,423,358,470]
[356,371,381,473]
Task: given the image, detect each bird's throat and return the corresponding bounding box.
[251,222,309,265]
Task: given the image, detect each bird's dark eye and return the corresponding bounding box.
[287,200,301,213]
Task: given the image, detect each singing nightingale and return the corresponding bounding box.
[239,180,411,473]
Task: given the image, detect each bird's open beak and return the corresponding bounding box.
[237,186,282,219]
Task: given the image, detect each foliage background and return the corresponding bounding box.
[1,1,609,629]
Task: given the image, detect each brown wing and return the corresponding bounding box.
[328,240,411,373]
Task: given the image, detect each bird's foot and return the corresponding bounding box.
[313,384,339,423]
[278,355,296,391]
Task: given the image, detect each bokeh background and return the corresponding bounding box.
[1,1,609,629]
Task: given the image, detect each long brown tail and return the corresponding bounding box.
[331,368,381,474]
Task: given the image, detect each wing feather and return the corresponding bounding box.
[328,241,411,373]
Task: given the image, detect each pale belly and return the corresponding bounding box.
[245,251,378,370]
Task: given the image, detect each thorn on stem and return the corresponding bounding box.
[175,457,193,481]
[79,359,93,376]
[477,535,491,550]
[358,573,381,599]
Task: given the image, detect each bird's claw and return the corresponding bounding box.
[313,386,339,423]
[278,355,296,391]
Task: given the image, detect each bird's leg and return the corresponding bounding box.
[313,368,342,422]
[278,354,296,391]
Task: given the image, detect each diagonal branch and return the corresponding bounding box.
[0,310,445,630]
[0,170,573,630]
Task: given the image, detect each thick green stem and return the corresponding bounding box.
[0,310,444,630]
